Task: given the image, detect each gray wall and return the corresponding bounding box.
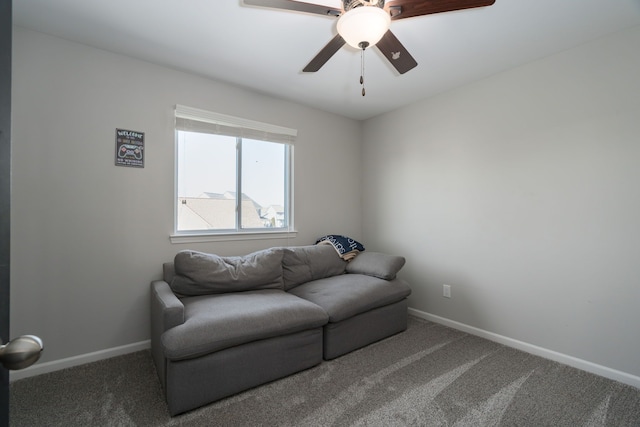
[362,25,640,378]
[11,21,640,384]
[10,28,363,364]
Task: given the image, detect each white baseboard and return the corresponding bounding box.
[10,311,640,390]
[408,308,640,390]
[10,340,151,382]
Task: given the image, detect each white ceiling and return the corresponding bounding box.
[13,0,640,120]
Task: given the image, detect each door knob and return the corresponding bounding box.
[0,335,44,370]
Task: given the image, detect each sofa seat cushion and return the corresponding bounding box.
[287,274,411,323]
[161,290,328,361]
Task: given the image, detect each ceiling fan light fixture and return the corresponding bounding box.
[337,6,391,49]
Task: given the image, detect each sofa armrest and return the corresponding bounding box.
[346,252,406,280]
[151,280,185,333]
[150,280,184,389]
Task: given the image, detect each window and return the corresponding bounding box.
[174,105,295,237]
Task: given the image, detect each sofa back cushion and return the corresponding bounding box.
[169,249,284,297]
[163,262,176,283]
[282,245,347,290]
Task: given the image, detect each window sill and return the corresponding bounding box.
[170,230,298,244]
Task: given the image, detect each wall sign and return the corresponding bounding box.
[115,128,144,168]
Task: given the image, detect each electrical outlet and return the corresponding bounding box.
[443,284,451,298]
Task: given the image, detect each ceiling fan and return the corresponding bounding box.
[243,0,496,75]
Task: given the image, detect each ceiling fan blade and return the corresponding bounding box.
[243,0,341,17]
[303,34,346,72]
[375,30,417,74]
[386,0,495,20]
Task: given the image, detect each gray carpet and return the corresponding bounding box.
[10,317,640,426]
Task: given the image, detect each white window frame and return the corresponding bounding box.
[170,105,297,243]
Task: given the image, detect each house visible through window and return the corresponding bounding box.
[174,105,295,234]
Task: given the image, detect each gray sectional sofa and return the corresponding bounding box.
[150,244,411,415]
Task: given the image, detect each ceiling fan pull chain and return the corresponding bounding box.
[360,46,366,96]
